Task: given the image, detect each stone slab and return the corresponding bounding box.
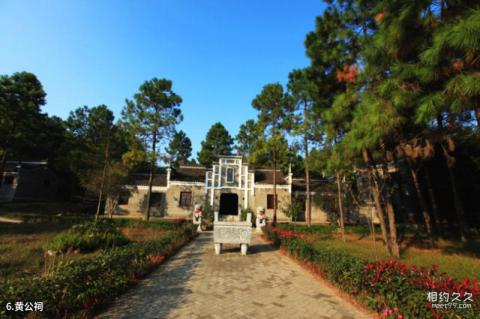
[99,232,372,319]
[213,223,252,244]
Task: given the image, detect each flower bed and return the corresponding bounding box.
[0,224,196,318]
[263,226,479,319]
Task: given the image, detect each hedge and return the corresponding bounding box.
[45,220,130,253]
[110,217,188,230]
[0,224,196,318]
[264,226,479,319]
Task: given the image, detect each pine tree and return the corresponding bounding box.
[252,83,294,224]
[197,122,233,167]
[166,130,192,167]
[0,72,46,187]
[235,119,262,160]
[288,68,316,226]
[122,78,182,221]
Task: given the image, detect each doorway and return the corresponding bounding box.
[219,193,238,215]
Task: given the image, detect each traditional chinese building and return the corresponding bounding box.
[111,155,376,223]
[0,161,59,203]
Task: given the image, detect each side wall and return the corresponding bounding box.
[165,184,206,217]
[115,187,167,218]
[251,186,291,221]
[111,185,379,224]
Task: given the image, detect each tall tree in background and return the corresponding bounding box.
[303,0,367,237]
[235,119,261,159]
[166,130,192,167]
[235,119,287,169]
[252,83,293,224]
[288,68,315,226]
[0,72,46,187]
[66,105,122,219]
[122,78,182,221]
[197,122,233,166]
[414,4,480,241]
[416,7,480,127]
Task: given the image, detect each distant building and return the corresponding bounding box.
[0,161,59,202]
[110,155,376,223]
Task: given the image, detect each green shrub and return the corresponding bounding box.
[277,223,338,234]
[45,220,129,253]
[263,226,479,319]
[282,200,303,222]
[1,224,197,318]
[110,218,181,230]
[286,237,315,261]
[201,202,214,225]
[240,207,256,225]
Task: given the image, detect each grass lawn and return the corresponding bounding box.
[0,222,78,279]
[0,219,173,281]
[307,230,480,281]
[281,223,480,281]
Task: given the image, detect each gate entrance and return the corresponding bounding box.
[219,193,238,215]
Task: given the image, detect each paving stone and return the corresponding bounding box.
[98,232,372,319]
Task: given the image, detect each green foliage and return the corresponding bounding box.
[109,218,186,230]
[1,225,196,318]
[235,117,303,173]
[0,72,54,185]
[252,83,294,136]
[45,220,130,253]
[277,223,338,234]
[264,226,480,319]
[282,200,303,222]
[166,130,192,167]
[122,78,183,220]
[122,78,183,148]
[0,72,46,150]
[197,122,233,166]
[240,207,256,225]
[65,104,130,207]
[202,201,214,225]
[235,119,261,159]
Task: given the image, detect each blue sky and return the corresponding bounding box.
[0,0,326,157]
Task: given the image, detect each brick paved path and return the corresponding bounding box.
[99,232,372,319]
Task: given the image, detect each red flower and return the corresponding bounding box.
[148,255,166,264]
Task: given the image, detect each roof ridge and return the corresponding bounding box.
[177,165,207,169]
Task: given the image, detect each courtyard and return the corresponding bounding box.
[99,232,371,319]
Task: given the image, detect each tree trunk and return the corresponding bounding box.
[336,171,345,242]
[441,143,467,242]
[385,195,400,258]
[145,131,157,221]
[370,203,377,248]
[381,161,400,258]
[0,124,15,187]
[273,149,277,225]
[392,156,409,224]
[424,166,441,234]
[0,151,6,188]
[95,138,110,220]
[408,160,433,236]
[362,149,391,255]
[475,103,480,128]
[436,114,443,129]
[304,101,311,226]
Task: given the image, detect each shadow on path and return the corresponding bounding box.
[98,234,210,319]
[248,241,278,255]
